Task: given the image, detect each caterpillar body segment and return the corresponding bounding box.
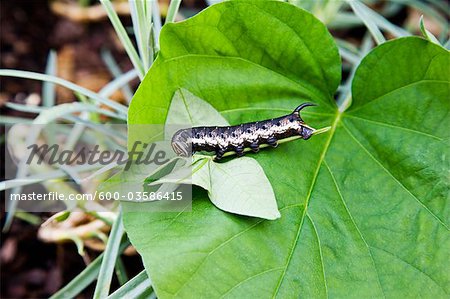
[171,103,316,160]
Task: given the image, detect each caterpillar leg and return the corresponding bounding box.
[235,145,245,157]
[267,137,278,147]
[215,148,226,160]
[250,142,259,153]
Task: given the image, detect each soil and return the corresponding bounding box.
[1,1,142,297]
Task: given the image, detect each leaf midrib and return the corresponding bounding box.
[272,110,342,298]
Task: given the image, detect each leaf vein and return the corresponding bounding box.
[323,160,386,298]
[370,245,448,295]
[220,267,285,298]
[344,115,443,141]
[341,123,449,230]
[173,217,265,296]
[350,80,449,113]
[306,213,329,298]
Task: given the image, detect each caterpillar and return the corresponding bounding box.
[171,103,316,160]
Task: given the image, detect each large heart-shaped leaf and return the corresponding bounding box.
[124,1,449,297]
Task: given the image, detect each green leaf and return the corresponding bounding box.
[165,88,229,138]
[51,240,130,299]
[107,270,153,299]
[124,1,449,297]
[165,88,280,219]
[193,157,280,220]
[127,1,340,131]
[93,210,125,299]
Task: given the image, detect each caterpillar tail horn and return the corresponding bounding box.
[293,102,317,121]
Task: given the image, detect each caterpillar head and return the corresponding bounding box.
[294,102,316,139]
[171,129,192,157]
[301,126,314,140]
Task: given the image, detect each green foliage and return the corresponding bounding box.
[107,270,153,299]
[165,88,230,136]
[129,1,450,298]
[50,240,130,299]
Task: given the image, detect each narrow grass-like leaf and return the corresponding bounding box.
[152,0,162,45]
[93,210,125,299]
[42,50,57,107]
[48,115,125,140]
[5,101,126,121]
[0,115,33,124]
[400,0,449,40]
[4,125,44,230]
[107,270,153,299]
[338,46,359,65]
[4,101,122,230]
[1,164,104,191]
[50,240,130,299]
[129,0,152,71]
[14,210,41,225]
[114,257,129,286]
[81,162,121,183]
[63,115,90,151]
[348,0,386,45]
[0,69,128,115]
[100,0,145,79]
[426,0,449,14]
[419,15,441,45]
[338,0,416,37]
[99,69,138,98]
[101,49,134,102]
[329,12,363,29]
[335,38,360,55]
[444,39,450,50]
[5,102,45,114]
[165,0,182,24]
[364,4,411,38]
[337,33,373,111]
[206,0,222,5]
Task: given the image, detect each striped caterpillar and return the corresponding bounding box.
[171,103,316,160]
